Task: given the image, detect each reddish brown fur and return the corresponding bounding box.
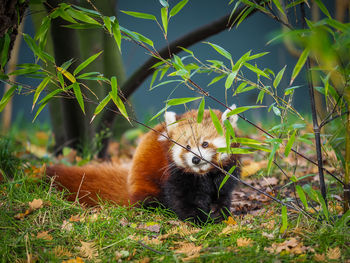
[46,163,129,206]
[46,109,232,206]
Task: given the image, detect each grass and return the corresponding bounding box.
[0,132,349,262]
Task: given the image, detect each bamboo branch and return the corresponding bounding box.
[96,5,260,154]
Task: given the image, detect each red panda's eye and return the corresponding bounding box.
[202,141,209,148]
[186,145,191,150]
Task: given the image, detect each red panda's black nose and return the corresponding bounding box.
[192,156,201,165]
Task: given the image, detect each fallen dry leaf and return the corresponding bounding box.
[29,199,43,210]
[236,237,253,247]
[69,214,83,222]
[314,253,326,262]
[62,257,84,263]
[36,231,53,241]
[52,246,72,258]
[264,238,314,255]
[61,220,73,232]
[262,232,274,239]
[138,222,161,233]
[220,225,240,236]
[261,220,275,230]
[79,241,98,260]
[327,247,341,260]
[173,242,202,257]
[14,209,31,220]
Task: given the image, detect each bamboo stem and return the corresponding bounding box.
[344,108,350,212]
[301,3,327,205]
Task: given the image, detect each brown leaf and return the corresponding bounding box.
[52,246,72,258]
[220,225,239,236]
[264,238,314,255]
[61,220,73,232]
[36,231,53,241]
[327,247,341,260]
[173,242,202,257]
[79,241,98,260]
[28,199,43,210]
[262,232,274,239]
[236,237,253,247]
[69,214,83,222]
[138,222,161,233]
[14,209,31,220]
[314,253,326,262]
[261,220,275,230]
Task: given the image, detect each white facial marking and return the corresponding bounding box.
[184,147,215,173]
[172,144,185,167]
[212,137,226,149]
[222,103,238,128]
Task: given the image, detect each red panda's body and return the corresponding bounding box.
[47,106,240,223]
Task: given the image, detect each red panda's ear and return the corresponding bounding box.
[164,111,177,132]
[222,104,238,129]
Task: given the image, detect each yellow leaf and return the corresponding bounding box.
[224,216,237,225]
[220,225,239,236]
[57,67,76,83]
[14,209,31,220]
[62,257,85,263]
[29,198,43,210]
[52,246,72,258]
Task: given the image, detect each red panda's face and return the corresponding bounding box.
[161,106,238,175]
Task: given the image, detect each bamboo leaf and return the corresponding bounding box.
[112,20,122,52]
[159,0,169,7]
[217,148,255,154]
[66,8,100,25]
[272,0,285,15]
[197,97,205,123]
[280,206,288,233]
[1,33,10,68]
[244,63,270,79]
[92,93,111,118]
[0,85,16,112]
[290,47,310,85]
[167,97,201,106]
[209,108,223,136]
[73,82,85,114]
[121,11,157,21]
[314,0,331,19]
[32,77,51,110]
[284,130,296,157]
[161,7,168,36]
[110,76,118,99]
[296,185,309,209]
[223,119,236,140]
[219,166,236,192]
[110,91,129,121]
[225,72,237,90]
[205,42,232,60]
[150,79,182,90]
[73,51,103,76]
[57,67,76,83]
[208,74,225,86]
[267,141,280,174]
[273,66,286,89]
[169,0,188,17]
[226,105,265,117]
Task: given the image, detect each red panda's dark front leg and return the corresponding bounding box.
[163,173,215,224]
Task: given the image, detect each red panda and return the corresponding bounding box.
[47,105,240,223]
